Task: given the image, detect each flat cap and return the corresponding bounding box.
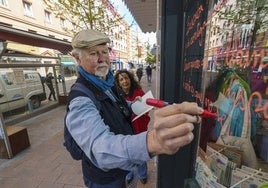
[71,29,110,48]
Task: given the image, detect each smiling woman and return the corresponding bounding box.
[114,69,151,185]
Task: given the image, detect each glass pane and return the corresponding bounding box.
[0,64,77,123]
[197,0,268,186]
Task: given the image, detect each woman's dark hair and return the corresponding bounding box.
[114,69,141,97]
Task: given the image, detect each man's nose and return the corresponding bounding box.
[97,54,106,62]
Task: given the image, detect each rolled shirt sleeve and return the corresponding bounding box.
[65,96,151,171]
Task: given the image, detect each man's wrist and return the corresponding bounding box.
[146,130,158,157]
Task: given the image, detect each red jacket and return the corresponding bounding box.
[126,89,150,134]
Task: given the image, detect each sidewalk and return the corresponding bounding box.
[0,69,160,188]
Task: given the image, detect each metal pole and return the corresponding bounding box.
[61,64,67,95]
[53,66,59,100]
[155,0,161,99]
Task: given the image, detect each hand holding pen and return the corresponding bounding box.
[146,100,206,156]
[146,98,217,118]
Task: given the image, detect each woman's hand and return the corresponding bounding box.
[133,96,142,102]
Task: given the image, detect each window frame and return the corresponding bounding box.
[0,0,8,7]
[60,17,66,28]
[44,10,52,24]
[22,0,33,17]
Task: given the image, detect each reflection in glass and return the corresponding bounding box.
[197,0,268,186]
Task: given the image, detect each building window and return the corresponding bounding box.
[0,0,8,7]
[45,10,52,24]
[60,18,66,28]
[23,1,33,17]
[72,23,76,29]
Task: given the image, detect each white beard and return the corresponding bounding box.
[94,63,109,78]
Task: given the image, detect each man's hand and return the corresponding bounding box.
[147,102,203,156]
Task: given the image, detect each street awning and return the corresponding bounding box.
[123,0,159,33]
[0,25,72,54]
[61,62,76,66]
[263,56,268,63]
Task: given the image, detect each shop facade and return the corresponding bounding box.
[158,0,268,187]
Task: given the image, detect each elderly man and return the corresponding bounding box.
[65,29,203,188]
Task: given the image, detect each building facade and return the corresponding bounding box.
[0,0,147,71]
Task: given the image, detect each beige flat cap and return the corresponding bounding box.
[72,29,110,48]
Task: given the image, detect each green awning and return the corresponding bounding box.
[263,57,268,63]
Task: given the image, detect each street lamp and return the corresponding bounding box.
[0,40,7,58]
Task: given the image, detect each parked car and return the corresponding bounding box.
[0,69,46,113]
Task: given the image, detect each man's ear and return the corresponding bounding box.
[72,53,80,63]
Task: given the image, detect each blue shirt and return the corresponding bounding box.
[65,96,151,172]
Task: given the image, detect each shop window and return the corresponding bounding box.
[183,0,268,186]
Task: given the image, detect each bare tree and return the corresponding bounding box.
[43,0,124,35]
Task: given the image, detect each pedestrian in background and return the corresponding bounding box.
[58,74,62,83]
[145,65,152,83]
[115,69,150,185]
[45,72,56,101]
[67,29,203,188]
[136,67,143,82]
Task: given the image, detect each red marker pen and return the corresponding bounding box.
[146,98,217,118]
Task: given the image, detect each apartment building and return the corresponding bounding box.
[204,0,268,72]
[0,0,72,53]
[0,0,142,71]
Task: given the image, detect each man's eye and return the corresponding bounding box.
[89,52,97,56]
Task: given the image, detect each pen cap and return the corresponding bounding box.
[146,98,165,108]
[201,110,217,118]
